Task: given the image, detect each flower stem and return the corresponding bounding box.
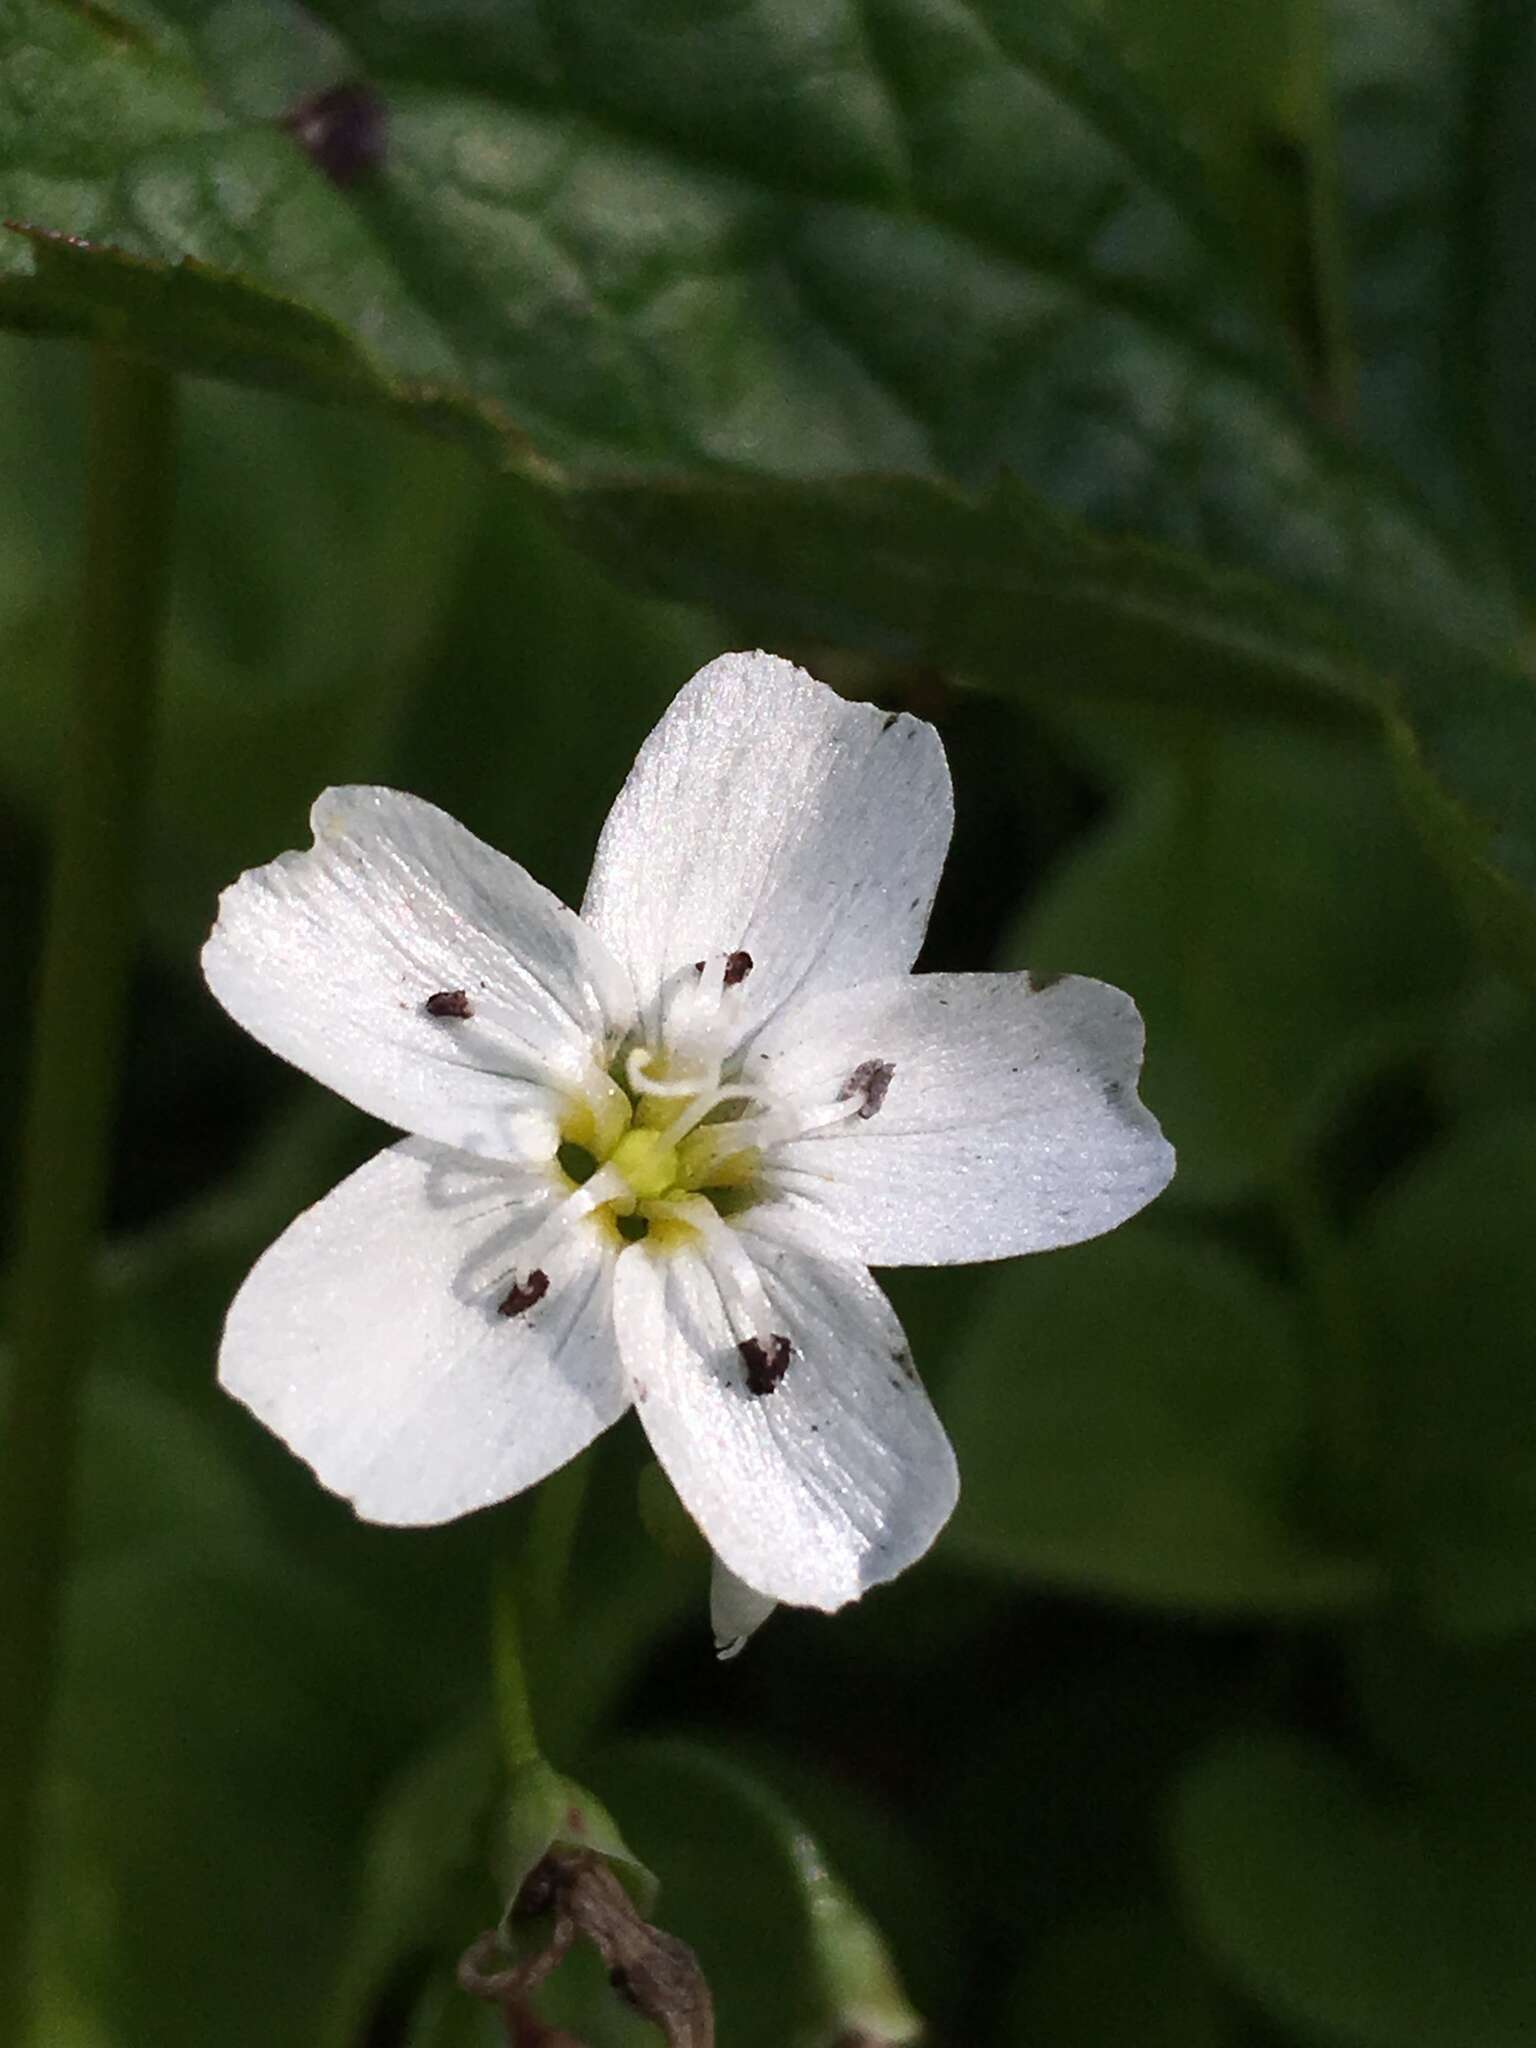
[492,1557,543,1773]
[491,1457,594,1777]
[0,349,177,2042]
[524,1455,592,1638]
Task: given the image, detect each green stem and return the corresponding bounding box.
[0,350,176,2043]
[492,1556,543,1774]
[491,1457,594,1777]
[524,1455,592,1639]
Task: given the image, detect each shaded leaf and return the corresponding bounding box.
[945,1227,1375,1612]
[1331,0,1536,580]
[1011,729,1467,1200]
[1173,1731,1536,2048]
[1355,1111,1536,1636]
[321,1717,499,2048]
[0,0,1516,722]
[38,1546,409,2048]
[0,338,476,953]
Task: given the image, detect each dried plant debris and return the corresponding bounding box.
[459,1849,714,2048]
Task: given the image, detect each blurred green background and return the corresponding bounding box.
[4,1,1536,2043]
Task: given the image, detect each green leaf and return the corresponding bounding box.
[1173,1731,1536,2048]
[38,1546,409,2048]
[1009,729,1469,1200]
[1327,0,1536,984]
[17,0,1536,962]
[0,337,477,954]
[0,0,1516,719]
[1387,653,1536,990]
[73,1365,268,1564]
[572,467,1393,724]
[320,1717,499,2048]
[1331,0,1536,582]
[944,1226,1376,1613]
[1354,1111,1536,1637]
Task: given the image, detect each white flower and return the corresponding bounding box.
[203,652,1173,1644]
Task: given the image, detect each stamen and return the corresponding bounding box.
[498,1269,549,1317]
[626,1047,702,1099]
[838,1059,895,1119]
[560,1163,632,1220]
[652,1195,779,1356]
[688,1080,871,1162]
[694,949,753,987]
[659,1079,764,1147]
[738,1333,792,1396]
[425,989,472,1018]
[663,949,754,1067]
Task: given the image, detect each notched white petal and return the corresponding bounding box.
[202,786,634,1163]
[581,651,953,1040]
[752,972,1174,1266]
[614,1221,958,1613]
[218,1138,629,1525]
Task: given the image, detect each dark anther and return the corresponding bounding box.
[281,81,387,187]
[498,1270,550,1318]
[838,1058,895,1120]
[739,1333,792,1396]
[425,988,473,1018]
[692,949,754,985]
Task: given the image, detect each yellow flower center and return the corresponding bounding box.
[558,1058,762,1246]
[608,1127,680,1201]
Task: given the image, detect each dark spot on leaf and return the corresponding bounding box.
[498,1269,549,1318]
[838,1058,895,1119]
[282,81,386,187]
[739,1333,792,1396]
[426,989,472,1018]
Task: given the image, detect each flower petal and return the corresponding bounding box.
[219,1138,628,1525]
[751,972,1174,1265]
[203,787,633,1162]
[614,1221,958,1611]
[581,652,952,1038]
[709,1555,778,1661]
